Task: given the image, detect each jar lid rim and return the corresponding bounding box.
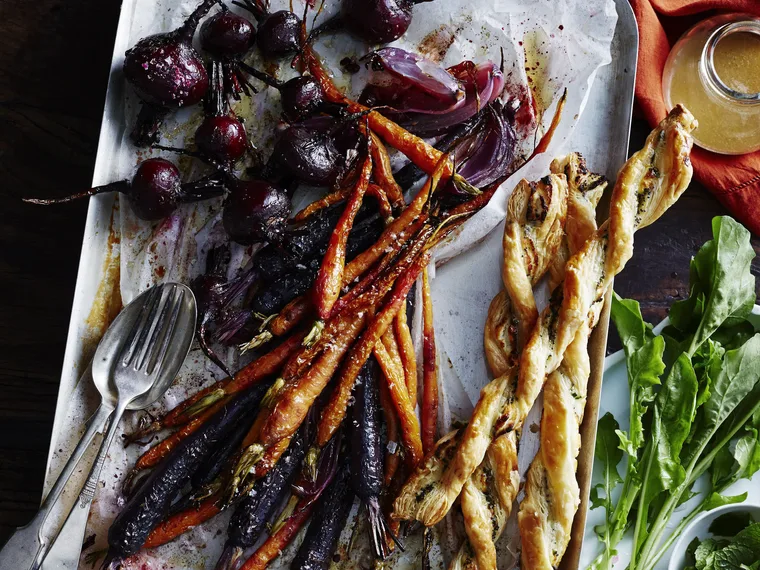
[702,19,760,103]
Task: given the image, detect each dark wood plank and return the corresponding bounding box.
[0,0,120,539]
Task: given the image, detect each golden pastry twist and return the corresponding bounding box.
[393,175,569,527]
[452,152,607,570]
[517,107,695,568]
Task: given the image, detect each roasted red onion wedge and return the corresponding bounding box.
[392,60,505,137]
[359,47,465,113]
[453,100,516,189]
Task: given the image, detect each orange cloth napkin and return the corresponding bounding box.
[630,0,760,235]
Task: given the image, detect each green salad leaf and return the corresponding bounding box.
[671,216,756,355]
[589,217,759,570]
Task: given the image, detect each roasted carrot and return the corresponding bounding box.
[128,331,304,442]
[260,313,367,447]
[395,302,418,406]
[312,148,373,323]
[304,44,454,179]
[129,333,305,472]
[370,132,405,209]
[381,328,405,383]
[228,436,293,501]
[367,183,394,221]
[374,341,423,467]
[238,501,314,570]
[528,88,567,160]
[317,248,432,448]
[143,495,222,549]
[270,296,311,337]
[248,154,450,345]
[421,266,439,454]
[330,217,425,319]
[294,186,352,222]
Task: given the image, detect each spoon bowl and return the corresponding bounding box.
[92,283,197,411]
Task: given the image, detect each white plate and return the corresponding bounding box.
[579,305,760,569]
[668,502,760,570]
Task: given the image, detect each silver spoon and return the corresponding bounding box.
[0,283,197,570]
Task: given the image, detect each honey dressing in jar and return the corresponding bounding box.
[663,15,760,155]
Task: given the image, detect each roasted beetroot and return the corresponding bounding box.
[234,0,302,57]
[223,180,291,244]
[24,158,225,221]
[124,0,218,145]
[195,60,250,165]
[342,0,431,44]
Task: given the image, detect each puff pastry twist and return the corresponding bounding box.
[517,107,695,569]
[452,152,607,570]
[393,175,569,528]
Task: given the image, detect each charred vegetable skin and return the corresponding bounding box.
[223,180,291,245]
[124,0,218,145]
[350,359,397,559]
[290,461,354,570]
[216,423,310,570]
[103,380,273,568]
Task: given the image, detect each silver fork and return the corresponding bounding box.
[0,283,196,570]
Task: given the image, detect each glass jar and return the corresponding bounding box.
[662,14,760,155]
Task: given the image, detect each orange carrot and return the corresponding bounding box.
[129,331,305,442]
[421,267,439,454]
[374,341,423,467]
[260,313,367,447]
[367,183,394,221]
[270,297,311,337]
[294,186,351,221]
[370,132,405,209]
[304,45,453,179]
[131,333,305,471]
[317,248,431,448]
[395,303,418,406]
[381,328,405,382]
[238,502,314,570]
[528,88,567,160]
[143,496,222,548]
[312,149,373,321]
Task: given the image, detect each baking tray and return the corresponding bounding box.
[41,0,638,567]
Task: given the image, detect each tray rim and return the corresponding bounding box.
[41,1,639,568]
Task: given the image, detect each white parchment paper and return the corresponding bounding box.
[42,0,617,568]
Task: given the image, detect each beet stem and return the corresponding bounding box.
[307,14,342,43]
[238,62,283,89]
[130,104,171,147]
[24,180,129,205]
[179,0,223,41]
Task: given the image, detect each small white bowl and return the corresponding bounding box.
[668,503,760,570]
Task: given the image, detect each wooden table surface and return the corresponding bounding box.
[0,0,759,546]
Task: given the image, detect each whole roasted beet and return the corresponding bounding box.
[223,180,291,244]
[342,0,432,44]
[124,0,218,145]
